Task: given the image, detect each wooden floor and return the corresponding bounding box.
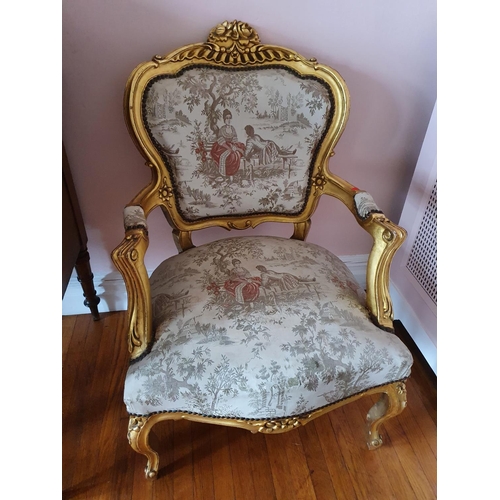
[62,311,437,500]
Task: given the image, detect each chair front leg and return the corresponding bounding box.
[365,381,407,449]
[127,416,160,480]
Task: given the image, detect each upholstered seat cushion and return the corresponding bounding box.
[124,236,412,419]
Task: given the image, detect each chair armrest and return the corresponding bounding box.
[111,206,152,360]
[124,205,149,231]
[323,173,406,331]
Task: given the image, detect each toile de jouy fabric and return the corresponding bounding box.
[123,206,147,230]
[143,66,333,220]
[354,192,383,220]
[124,236,413,419]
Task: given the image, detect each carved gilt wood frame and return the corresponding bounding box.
[111,21,409,479]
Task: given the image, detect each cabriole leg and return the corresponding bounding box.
[127,416,159,480]
[365,381,407,450]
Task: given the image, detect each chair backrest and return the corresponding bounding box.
[125,20,350,240]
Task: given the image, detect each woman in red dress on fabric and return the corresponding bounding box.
[210,109,246,180]
[223,259,261,304]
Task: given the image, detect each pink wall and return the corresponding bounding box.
[62,0,436,276]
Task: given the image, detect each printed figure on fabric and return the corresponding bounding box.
[255,265,300,291]
[219,259,305,308]
[210,109,246,178]
[223,259,262,304]
[244,125,296,165]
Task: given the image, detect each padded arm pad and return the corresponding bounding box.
[124,206,148,231]
[353,192,384,220]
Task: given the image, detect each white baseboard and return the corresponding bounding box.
[62,270,128,315]
[390,282,437,375]
[62,254,369,316]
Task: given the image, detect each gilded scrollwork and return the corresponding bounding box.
[127,416,147,444]
[382,228,395,242]
[395,382,407,408]
[127,415,159,479]
[111,228,151,358]
[257,417,303,433]
[227,220,252,230]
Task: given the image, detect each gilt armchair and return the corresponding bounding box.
[112,20,413,480]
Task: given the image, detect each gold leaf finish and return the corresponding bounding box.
[114,22,411,480]
[258,417,302,433]
[111,228,152,359]
[208,20,261,52]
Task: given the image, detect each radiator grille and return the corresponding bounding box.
[405,181,437,304]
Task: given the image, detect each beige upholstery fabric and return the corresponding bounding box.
[143,67,333,220]
[124,206,147,230]
[124,236,412,419]
[354,191,382,220]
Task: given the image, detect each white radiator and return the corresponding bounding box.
[391,102,437,374]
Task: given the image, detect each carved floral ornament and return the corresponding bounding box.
[312,173,327,193]
[208,20,261,52]
[164,20,299,65]
[158,178,174,206]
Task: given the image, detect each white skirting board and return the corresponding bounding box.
[62,254,436,373]
[390,283,437,375]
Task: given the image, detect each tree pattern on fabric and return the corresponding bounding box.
[125,236,413,419]
[143,67,332,219]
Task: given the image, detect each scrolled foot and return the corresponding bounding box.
[128,416,160,480]
[367,434,383,450]
[365,381,407,450]
[145,465,158,480]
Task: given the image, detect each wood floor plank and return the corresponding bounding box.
[228,428,259,500]
[62,314,77,367]
[172,419,195,500]
[151,420,175,497]
[192,423,215,500]
[209,424,236,500]
[390,386,437,497]
[406,378,438,458]
[329,401,398,499]
[313,413,359,500]
[244,430,276,500]
[278,428,318,500]
[66,315,108,497]
[380,407,436,500]
[266,431,298,500]
[62,313,93,491]
[108,415,135,500]
[298,420,338,500]
[132,447,154,500]
[83,312,133,499]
